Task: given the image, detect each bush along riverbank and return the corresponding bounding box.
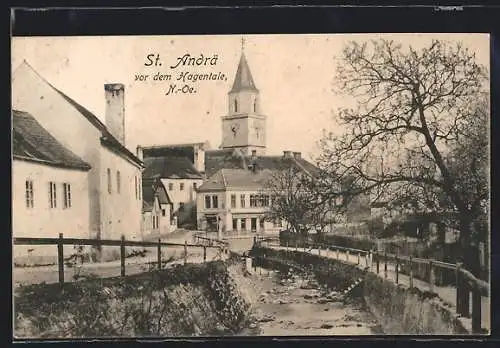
[250,246,470,335]
[14,258,252,338]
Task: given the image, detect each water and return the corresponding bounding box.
[239,266,383,336]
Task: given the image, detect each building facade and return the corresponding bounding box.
[12,110,92,263]
[12,61,144,242]
[196,168,283,235]
[141,178,176,237]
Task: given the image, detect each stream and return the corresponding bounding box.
[237,265,383,336]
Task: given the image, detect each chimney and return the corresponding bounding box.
[283,150,293,159]
[293,152,301,160]
[105,83,125,145]
[136,145,143,161]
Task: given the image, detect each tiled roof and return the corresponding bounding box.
[15,61,142,168]
[142,178,172,213]
[143,156,203,180]
[12,110,91,171]
[229,52,258,93]
[198,168,274,192]
[204,149,318,178]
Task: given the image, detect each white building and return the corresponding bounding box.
[12,110,92,263]
[141,153,204,229]
[141,177,176,238]
[12,61,144,243]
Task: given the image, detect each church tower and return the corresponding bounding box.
[221,39,267,156]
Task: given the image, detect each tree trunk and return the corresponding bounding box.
[457,218,481,317]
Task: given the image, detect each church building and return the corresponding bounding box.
[196,42,318,234]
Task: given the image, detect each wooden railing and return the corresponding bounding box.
[256,237,489,334]
[14,233,226,286]
[192,233,230,247]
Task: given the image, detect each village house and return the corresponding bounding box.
[141,150,205,229]
[12,61,144,244]
[141,177,176,238]
[12,110,92,263]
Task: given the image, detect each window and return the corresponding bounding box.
[212,195,218,208]
[25,180,34,208]
[273,219,282,228]
[253,98,257,112]
[63,183,72,209]
[232,218,237,230]
[205,195,211,209]
[135,176,138,199]
[193,182,197,190]
[241,219,247,231]
[231,194,236,208]
[162,209,166,216]
[180,182,184,191]
[169,183,173,191]
[250,195,257,207]
[107,168,112,194]
[116,171,121,194]
[259,218,265,229]
[240,194,246,208]
[179,202,185,210]
[234,99,238,112]
[153,216,158,229]
[49,181,57,208]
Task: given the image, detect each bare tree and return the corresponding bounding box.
[317,39,489,314]
[263,167,342,242]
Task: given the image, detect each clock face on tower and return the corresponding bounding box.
[231,123,240,138]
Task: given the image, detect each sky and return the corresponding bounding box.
[11,33,490,161]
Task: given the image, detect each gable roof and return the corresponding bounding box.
[198,168,275,192]
[142,177,172,212]
[204,149,318,178]
[230,52,258,94]
[143,156,203,180]
[12,110,91,171]
[14,61,143,168]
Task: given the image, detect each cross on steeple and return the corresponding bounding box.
[241,37,246,52]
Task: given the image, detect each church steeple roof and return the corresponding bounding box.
[229,51,258,94]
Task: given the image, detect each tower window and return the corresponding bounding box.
[234,99,238,112]
[253,98,257,112]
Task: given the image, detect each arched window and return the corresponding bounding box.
[253,98,257,112]
[234,99,238,112]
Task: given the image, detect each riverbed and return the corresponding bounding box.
[236,266,383,336]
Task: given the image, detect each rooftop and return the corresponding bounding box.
[143,156,204,180]
[12,110,91,171]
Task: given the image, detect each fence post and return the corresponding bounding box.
[375,251,379,274]
[472,282,482,333]
[57,233,64,286]
[337,248,340,260]
[384,250,388,278]
[318,245,321,257]
[184,240,188,265]
[409,256,413,288]
[357,252,360,265]
[455,262,462,315]
[346,250,350,262]
[157,239,162,270]
[203,246,207,262]
[428,260,434,293]
[395,254,399,284]
[120,235,126,277]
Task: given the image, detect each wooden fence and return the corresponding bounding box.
[14,233,228,286]
[255,236,489,334]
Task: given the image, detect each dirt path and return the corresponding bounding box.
[238,267,382,336]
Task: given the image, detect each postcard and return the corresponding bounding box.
[11,33,490,338]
